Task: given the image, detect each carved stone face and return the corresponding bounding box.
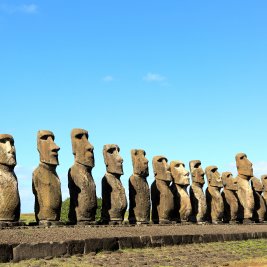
[103,144,123,175]
[0,134,16,167]
[261,175,267,191]
[235,152,253,178]
[170,160,190,186]
[205,166,223,188]
[152,156,172,182]
[189,160,205,184]
[71,128,94,168]
[251,177,264,193]
[131,149,149,177]
[37,130,60,165]
[222,172,238,191]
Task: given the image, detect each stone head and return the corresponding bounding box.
[251,177,264,193]
[103,144,123,175]
[131,149,149,177]
[189,160,205,185]
[261,175,267,191]
[235,153,253,178]
[37,130,60,165]
[0,134,16,168]
[152,155,172,182]
[205,166,223,188]
[222,172,238,191]
[170,160,190,186]
[71,128,94,168]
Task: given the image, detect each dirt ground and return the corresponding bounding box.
[1,239,267,267]
[0,224,266,244]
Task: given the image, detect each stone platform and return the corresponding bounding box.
[0,224,267,263]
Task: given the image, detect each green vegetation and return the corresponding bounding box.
[20,213,35,224]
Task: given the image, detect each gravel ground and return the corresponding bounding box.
[1,239,267,266]
[0,224,266,244]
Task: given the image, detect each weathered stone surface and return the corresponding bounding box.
[13,242,67,262]
[221,172,239,223]
[84,238,103,253]
[189,160,207,223]
[66,240,85,255]
[128,149,150,224]
[235,153,254,222]
[101,144,127,224]
[151,156,174,224]
[261,175,267,221]
[170,160,192,222]
[32,130,62,223]
[205,166,224,224]
[0,134,20,222]
[0,244,13,263]
[251,176,266,223]
[68,129,97,224]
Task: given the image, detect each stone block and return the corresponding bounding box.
[118,237,133,249]
[151,235,164,247]
[172,235,183,245]
[102,237,119,251]
[0,244,13,263]
[131,236,143,249]
[182,235,193,244]
[13,243,51,262]
[84,238,103,253]
[67,240,85,255]
[140,236,152,247]
[192,234,203,243]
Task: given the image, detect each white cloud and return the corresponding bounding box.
[103,75,114,82]
[0,4,38,14]
[143,72,166,82]
[20,4,38,14]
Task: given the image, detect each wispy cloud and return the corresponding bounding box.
[103,75,114,82]
[143,72,166,82]
[0,3,38,15]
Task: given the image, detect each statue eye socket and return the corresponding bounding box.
[76,134,83,139]
[194,163,201,168]
[107,147,116,154]
[40,135,49,140]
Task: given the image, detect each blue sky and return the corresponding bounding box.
[0,1,267,212]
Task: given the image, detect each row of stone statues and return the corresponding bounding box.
[0,130,266,226]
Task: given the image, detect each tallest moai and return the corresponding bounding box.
[235,152,254,223]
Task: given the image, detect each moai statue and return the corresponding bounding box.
[189,160,207,224]
[32,130,62,225]
[221,172,239,223]
[151,156,174,224]
[235,153,254,223]
[128,149,150,224]
[261,175,267,221]
[251,177,266,223]
[0,134,21,225]
[205,166,224,224]
[68,129,97,224]
[101,144,127,224]
[170,161,192,223]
